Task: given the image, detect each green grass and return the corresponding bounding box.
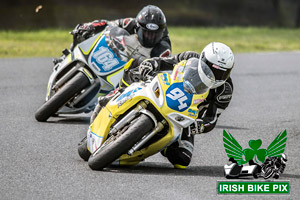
[0,29,72,58]
[169,27,300,54]
[1,27,300,58]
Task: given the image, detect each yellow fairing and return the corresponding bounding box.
[87,107,116,152]
[89,60,209,165]
[161,60,209,120]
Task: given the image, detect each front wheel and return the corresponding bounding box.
[35,72,90,122]
[263,168,275,179]
[88,114,154,170]
[78,136,91,161]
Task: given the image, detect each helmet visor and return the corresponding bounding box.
[183,58,213,94]
[201,55,232,81]
[137,27,164,48]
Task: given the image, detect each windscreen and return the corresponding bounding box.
[183,58,213,94]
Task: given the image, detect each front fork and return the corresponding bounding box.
[48,62,97,105]
[47,62,93,99]
[107,100,167,156]
[128,120,166,155]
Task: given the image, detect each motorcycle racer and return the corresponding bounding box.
[54,5,171,64]
[261,153,287,179]
[89,42,235,169]
[135,42,234,169]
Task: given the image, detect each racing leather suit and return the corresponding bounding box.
[129,51,233,168]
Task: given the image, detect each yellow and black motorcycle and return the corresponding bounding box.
[78,58,214,170]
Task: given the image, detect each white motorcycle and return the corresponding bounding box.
[35,26,152,122]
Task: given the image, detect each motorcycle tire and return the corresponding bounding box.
[78,136,91,161]
[35,72,90,122]
[273,173,280,179]
[88,114,154,170]
[263,168,275,179]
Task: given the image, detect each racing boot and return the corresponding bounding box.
[161,128,194,169]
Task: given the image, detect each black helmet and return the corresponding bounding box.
[136,5,166,48]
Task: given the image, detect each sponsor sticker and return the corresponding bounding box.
[188,108,199,117]
[146,23,159,30]
[193,98,204,104]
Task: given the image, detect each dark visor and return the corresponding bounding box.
[137,28,163,48]
[201,56,231,81]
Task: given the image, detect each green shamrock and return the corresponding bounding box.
[243,139,267,163]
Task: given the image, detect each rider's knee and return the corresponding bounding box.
[164,144,193,168]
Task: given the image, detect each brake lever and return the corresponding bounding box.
[70,24,81,35]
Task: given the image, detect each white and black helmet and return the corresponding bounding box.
[199,42,234,88]
[280,153,287,164]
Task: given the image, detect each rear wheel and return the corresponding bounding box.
[35,72,90,122]
[88,114,154,170]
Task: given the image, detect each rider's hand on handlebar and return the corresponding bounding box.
[71,23,95,37]
[70,23,96,45]
[190,119,205,135]
[138,59,159,80]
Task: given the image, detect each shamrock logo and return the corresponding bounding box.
[223,130,287,165]
[243,139,267,163]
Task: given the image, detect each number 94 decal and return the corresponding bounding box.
[166,83,192,112]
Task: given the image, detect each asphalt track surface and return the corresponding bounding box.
[0,53,300,200]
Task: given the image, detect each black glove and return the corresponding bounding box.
[70,23,96,46]
[138,59,159,80]
[177,51,200,61]
[190,119,205,135]
[71,23,96,39]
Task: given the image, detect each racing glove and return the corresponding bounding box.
[77,20,108,35]
[75,23,96,37]
[70,23,95,44]
[138,59,159,80]
[70,20,108,49]
[189,119,206,135]
[71,20,107,39]
[177,51,200,61]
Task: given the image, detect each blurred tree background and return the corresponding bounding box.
[1,0,300,29]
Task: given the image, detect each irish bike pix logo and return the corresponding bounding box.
[223,130,287,179]
[218,130,289,195]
